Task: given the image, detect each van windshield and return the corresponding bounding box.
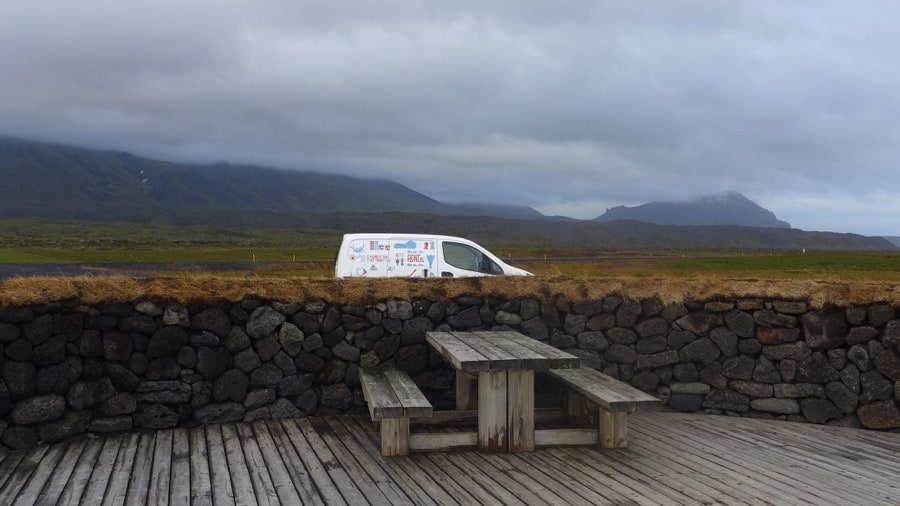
[442,242,503,274]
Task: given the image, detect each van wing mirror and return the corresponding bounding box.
[441,272,454,278]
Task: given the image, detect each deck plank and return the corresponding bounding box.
[35,438,86,504]
[100,432,139,506]
[248,420,304,505]
[644,413,899,505]
[293,417,370,505]
[205,423,236,506]
[220,422,257,506]
[188,426,212,506]
[146,429,172,506]
[308,416,400,505]
[337,416,451,506]
[276,418,348,506]
[634,414,841,504]
[123,431,156,505]
[56,436,104,506]
[654,414,887,504]
[234,421,280,505]
[0,412,897,505]
[170,427,192,505]
[8,441,64,504]
[264,419,328,506]
[0,444,48,504]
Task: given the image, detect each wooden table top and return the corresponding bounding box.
[426,330,581,373]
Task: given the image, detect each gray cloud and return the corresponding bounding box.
[2,1,899,235]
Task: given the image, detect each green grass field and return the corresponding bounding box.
[3,218,899,281]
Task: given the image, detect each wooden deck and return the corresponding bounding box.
[0,412,897,505]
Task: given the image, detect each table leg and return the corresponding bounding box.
[456,370,477,410]
[478,370,507,452]
[508,369,534,452]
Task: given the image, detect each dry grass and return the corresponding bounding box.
[2,274,899,310]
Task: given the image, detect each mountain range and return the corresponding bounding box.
[1,137,895,251]
[0,137,538,220]
[595,192,791,229]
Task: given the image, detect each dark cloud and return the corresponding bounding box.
[1,1,898,234]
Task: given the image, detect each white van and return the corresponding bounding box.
[334,233,532,278]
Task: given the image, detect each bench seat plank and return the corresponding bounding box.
[382,369,433,418]
[548,367,661,412]
[359,369,433,420]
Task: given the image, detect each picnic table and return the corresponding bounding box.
[426,330,581,452]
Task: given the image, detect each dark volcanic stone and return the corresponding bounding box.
[146,326,190,359]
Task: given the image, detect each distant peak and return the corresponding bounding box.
[594,192,790,229]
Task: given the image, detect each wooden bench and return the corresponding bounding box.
[545,366,661,448]
[359,368,433,456]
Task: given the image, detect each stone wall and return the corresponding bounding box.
[0,294,898,450]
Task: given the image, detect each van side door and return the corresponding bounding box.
[439,240,504,277]
[389,237,437,277]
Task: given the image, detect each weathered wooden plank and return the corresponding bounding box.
[293,417,369,505]
[380,417,410,456]
[460,451,551,505]
[220,423,257,506]
[455,370,478,410]
[625,433,807,505]
[514,449,633,504]
[2,412,900,506]
[456,332,522,370]
[169,428,191,506]
[123,431,156,505]
[0,449,26,491]
[598,409,627,448]
[85,434,126,506]
[534,428,598,447]
[235,421,280,505]
[8,440,65,504]
[433,449,528,505]
[426,331,490,372]
[205,423,236,506]
[404,452,482,505]
[641,414,895,505]
[548,366,661,411]
[410,431,478,452]
[55,436,104,506]
[478,369,508,451]
[497,331,581,369]
[249,420,304,505]
[623,422,797,505]
[188,426,213,506]
[507,369,534,452]
[329,416,439,505]
[479,450,588,505]
[383,369,433,417]
[325,416,438,505]
[561,446,709,506]
[276,418,345,506]
[424,452,512,505]
[309,416,400,505]
[478,331,548,370]
[146,429,172,506]
[0,444,48,504]
[264,419,327,506]
[360,368,404,419]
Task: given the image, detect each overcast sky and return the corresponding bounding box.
[2,1,899,236]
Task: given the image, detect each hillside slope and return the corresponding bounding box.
[0,138,535,219]
[595,192,791,228]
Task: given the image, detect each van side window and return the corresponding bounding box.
[442,242,502,274]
